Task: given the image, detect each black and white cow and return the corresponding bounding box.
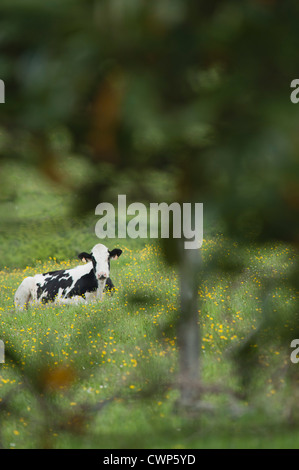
[14,244,122,310]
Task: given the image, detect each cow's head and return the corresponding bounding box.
[78,244,122,281]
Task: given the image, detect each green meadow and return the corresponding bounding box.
[0,160,298,449]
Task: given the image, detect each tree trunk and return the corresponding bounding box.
[177,244,201,406]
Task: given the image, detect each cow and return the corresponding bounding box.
[14,244,122,310]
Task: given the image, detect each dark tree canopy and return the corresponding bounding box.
[0,0,298,245]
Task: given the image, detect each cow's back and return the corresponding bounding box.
[35,264,97,303]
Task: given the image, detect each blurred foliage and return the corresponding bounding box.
[0,0,298,417]
[0,0,298,244]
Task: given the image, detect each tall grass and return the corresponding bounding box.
[0,161,298,448]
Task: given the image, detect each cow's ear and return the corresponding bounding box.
[109,248,122,260]
[78,252,92,263]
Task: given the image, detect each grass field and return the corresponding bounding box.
[0,160,298,449]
